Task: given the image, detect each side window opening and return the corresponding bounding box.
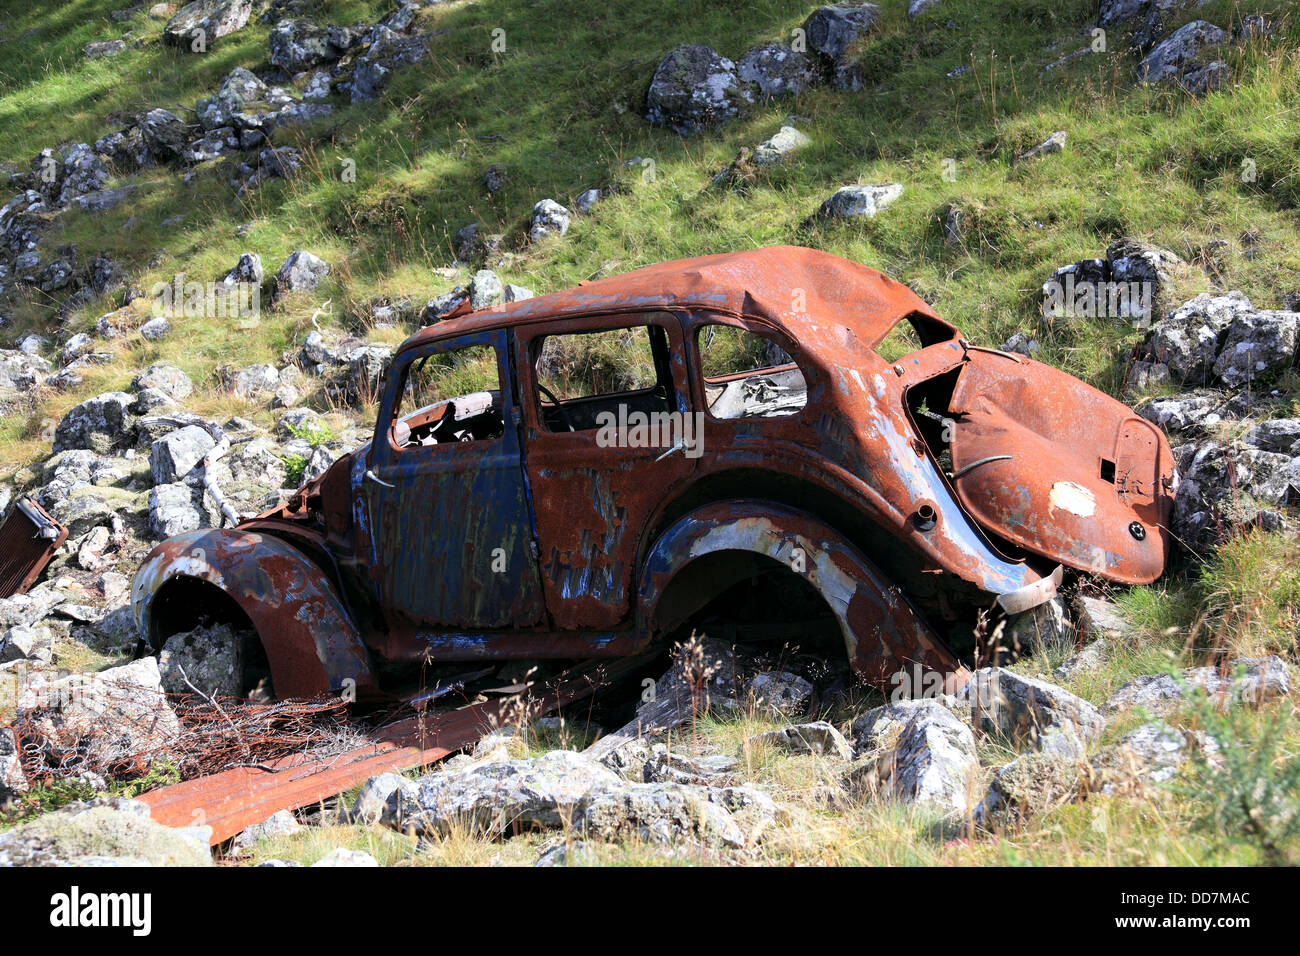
[531,323,673,433]
[392,343,504,449]
[696,323,808,420]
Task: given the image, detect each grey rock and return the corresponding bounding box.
[737,43,819,99]
[148,482,208,538]
[1017,130,1067,161]
[752,125,811,166]
[274,250,329,297]
[1137,20,1228,84]
[392,750,623,837]
[132,364,193,401]
[1105,656,1290,715]
[158,622,245,698]
[803,4,881,62]
[573,188,601,214]
[577,782,746,848]
[502,283,534,303]
[1135,388,1225,434]
[645,44,749,133]
[163,0,252,49]
[1211,307,1299,389]
[230,809,300,855]
[0,797,212,866]
[743,670,813,717]
[468,269,503,310]
[53,392,135,453]
[350,26,432,103]
[1074,595,1132,644]
[57,143,109,207]
[311,848,378,867]
[847,699,979,816]
[1089,721,1221,794]
[83,39,128,59]
[1182,60,1228,95]
[196,67,268,131]
[817,182,903,220]
[150,425,215,483]
[269,18,338,73]
[974,752,1082,829]
[139,108,190,162]
[139,316,171,341]
[529,199,572,242]
[963,668,1106,758]
[351,772,414,825]
[642,748,739,785]
[1244,418,1300,455]
[225,363,280,400]
[0,727,26,801]
[16,659,182,774]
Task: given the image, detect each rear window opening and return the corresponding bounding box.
[1100,458,1116,484]
[874,309,960,361]
[695,324,808,420]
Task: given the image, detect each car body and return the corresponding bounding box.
[131,246,1176,702]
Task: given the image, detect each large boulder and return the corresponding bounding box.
[736,43,819,99]
[150,425,216,484]
[53,392,135,454]
[1136,20,1228,84]
[1139,292,1251,384]
[0,798,211,866]
[963,668,1106,759]
[196,67,269,131]
[158,622,246,699]
[1105,656,1290,715]
[57,143,109,208]
[269,19,340,73]
[132,364,194,401]
[273,250,330,298]
[1211,306,1300,389]
[350,27,433,103]
[140,108,191,163]
[846,699,979,816]
[1169,441,1293,552]
[802,4,882,62]
[163,0,252,49]
[645,44,749,133]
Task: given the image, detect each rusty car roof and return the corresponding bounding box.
[400,245,952,356]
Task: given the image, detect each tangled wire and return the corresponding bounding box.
[11,685,352,786]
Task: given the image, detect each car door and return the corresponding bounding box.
[362,328,545,630]
[515,311,699,629]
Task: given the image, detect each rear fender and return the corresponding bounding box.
[637,500,968,692]
[131,528,377,700]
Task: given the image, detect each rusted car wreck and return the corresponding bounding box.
[131,246,1176,703]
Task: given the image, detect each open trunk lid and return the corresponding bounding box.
[944,349,1175,585]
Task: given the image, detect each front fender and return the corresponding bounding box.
[637,500,968,692]
[131,528,377,700]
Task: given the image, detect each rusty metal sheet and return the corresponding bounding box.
[137,656,651,844]
[0,497,66,599]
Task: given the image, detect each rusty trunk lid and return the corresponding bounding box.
[945,348,1175,585]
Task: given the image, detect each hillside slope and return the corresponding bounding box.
[0,0,1297,866]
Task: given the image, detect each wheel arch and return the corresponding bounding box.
[636,499,968,692]
[131,528,378,700]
